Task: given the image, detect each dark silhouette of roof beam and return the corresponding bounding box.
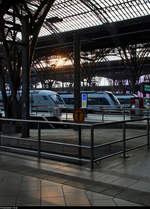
[46,16,63,23]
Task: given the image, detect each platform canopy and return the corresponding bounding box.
[0,0,150,40]
[0,0,150,88]
[40,0,150,37]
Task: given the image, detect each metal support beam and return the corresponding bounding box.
[21,16,30,137]
[73,33,81,109]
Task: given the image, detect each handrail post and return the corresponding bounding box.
[102,108,104,122]
[123,108,125,121]
[78,125,82,164]
[123,122,127,158]
[91,126,94,170]
[147,118,150,149]
[38,122,41,158]
[0,122,1,147]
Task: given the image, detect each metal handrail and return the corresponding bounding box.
[0,117,91,127]
[0,116,149,170]
[92,117,148,127]
[63,107,150,122]
[90,117,150,169]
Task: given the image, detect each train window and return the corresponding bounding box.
[107,92,119,105]
[88,98,109,105]
[42,96,48,100]
[63,98,74,104]
[54,95,64,104]
[47,95,57,105]
[50,94,64,105]
[118,98,131,105]
[33,95,40,104]
[30,96,34,104]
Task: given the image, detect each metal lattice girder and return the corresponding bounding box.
[30,57,150,84]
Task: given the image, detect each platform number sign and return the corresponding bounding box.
[73,108,85,123]
[82,93,87,109]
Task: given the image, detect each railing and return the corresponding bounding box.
[0,116,149,170]
[90,117,150,169]
[0,118,91,164]
[62,107,150,122]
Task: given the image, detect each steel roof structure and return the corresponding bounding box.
[40,0,150,37]
[1,0,150,40]
[36,14,150,57]
[0,0,150,89]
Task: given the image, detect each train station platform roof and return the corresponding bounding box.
[1,0,150,87]
[1,1,150,50]
[0,1,150,60]
[38,0,150,37]
[36,14,150,57]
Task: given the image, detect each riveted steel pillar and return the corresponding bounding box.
[73,33,81,109]
[21,16,30,137]
[73,33,82,164]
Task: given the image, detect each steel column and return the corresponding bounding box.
[21,16,30,137]
[73,33,81,109]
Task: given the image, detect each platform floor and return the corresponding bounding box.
[0,144,150,206]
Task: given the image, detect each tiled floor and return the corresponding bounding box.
[1,147,150,206]
[0,170,141,206]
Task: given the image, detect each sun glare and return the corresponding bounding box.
[56,58,65,67]
[55,57,72,67]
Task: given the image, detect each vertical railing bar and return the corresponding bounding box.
[123,121,126,158]
[91,126,94,170]
[123,108,125,121]
[147,118,150,149]
[38,122,41,159]
[78,125,82,164]
[0,114,3,147]
[0,121,1,147]
[102,109,104,122]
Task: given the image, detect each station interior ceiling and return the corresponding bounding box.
[0,0,150,92]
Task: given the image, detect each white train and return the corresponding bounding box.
[0,90,66,120]
[114,94,138,108]
[60,91,121,112]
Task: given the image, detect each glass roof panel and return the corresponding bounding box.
[39,0,150,37]
[1,0,150,39]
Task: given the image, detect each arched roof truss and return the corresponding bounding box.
[40,0,150,37]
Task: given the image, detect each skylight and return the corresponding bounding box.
[39,0,150,37]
